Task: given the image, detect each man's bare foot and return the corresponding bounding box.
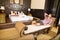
[36,23,40,26]
[32,21,36,25]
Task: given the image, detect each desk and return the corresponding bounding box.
[24,25,50,40]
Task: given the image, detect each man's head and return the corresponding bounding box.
[45,15,49,19]
[49,14,52,18]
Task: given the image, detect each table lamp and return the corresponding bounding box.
[0,6,5,10]
[28,8,31,15]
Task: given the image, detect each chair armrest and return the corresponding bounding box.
[20,27,27,37]
[33,17,40,21]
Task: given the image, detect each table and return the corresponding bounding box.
[9,15,33,23]
[24,25,50,40]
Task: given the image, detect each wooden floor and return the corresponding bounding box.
[0,26,58,40]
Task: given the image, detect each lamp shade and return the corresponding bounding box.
[28,8,31,11]
[0,6,5,10]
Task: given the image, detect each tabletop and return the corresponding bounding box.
[24,25,50,34]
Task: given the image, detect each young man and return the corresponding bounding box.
[32,13,52,26]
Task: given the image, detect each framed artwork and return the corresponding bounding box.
[10,0,14,4]
[15,0,19,3]
[10,0,23,5]
[20,0,23,5]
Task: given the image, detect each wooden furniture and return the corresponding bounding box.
[0,23,15,29]
[57,19,60,34]
[37,17,58,40]
[24,25,50,40]
[51,34,60,40]
[57,25,60,34]
[50,17,56,27]
[0,10,6,23]
[0,13,6,23]
[9,14,33,23]
[24,25,50,34]
[15,21,26,37]
[15,22,34,40]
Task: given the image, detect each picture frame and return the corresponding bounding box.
[10,0,14,4]
[15,0,19,3]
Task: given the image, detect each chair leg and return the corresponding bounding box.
[33,33,37,40]
[47,28,50,33]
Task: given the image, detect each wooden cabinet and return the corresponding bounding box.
[0,13,6,23]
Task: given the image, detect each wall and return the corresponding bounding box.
[30,9,44,19]
[30,0,46,19]
[45,0,55,14]
[52,0,59,17]
[31,0,45,9]
[0,0,30,17]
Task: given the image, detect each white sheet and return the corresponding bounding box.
[24,25,50,34]
[9,15,33,22]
